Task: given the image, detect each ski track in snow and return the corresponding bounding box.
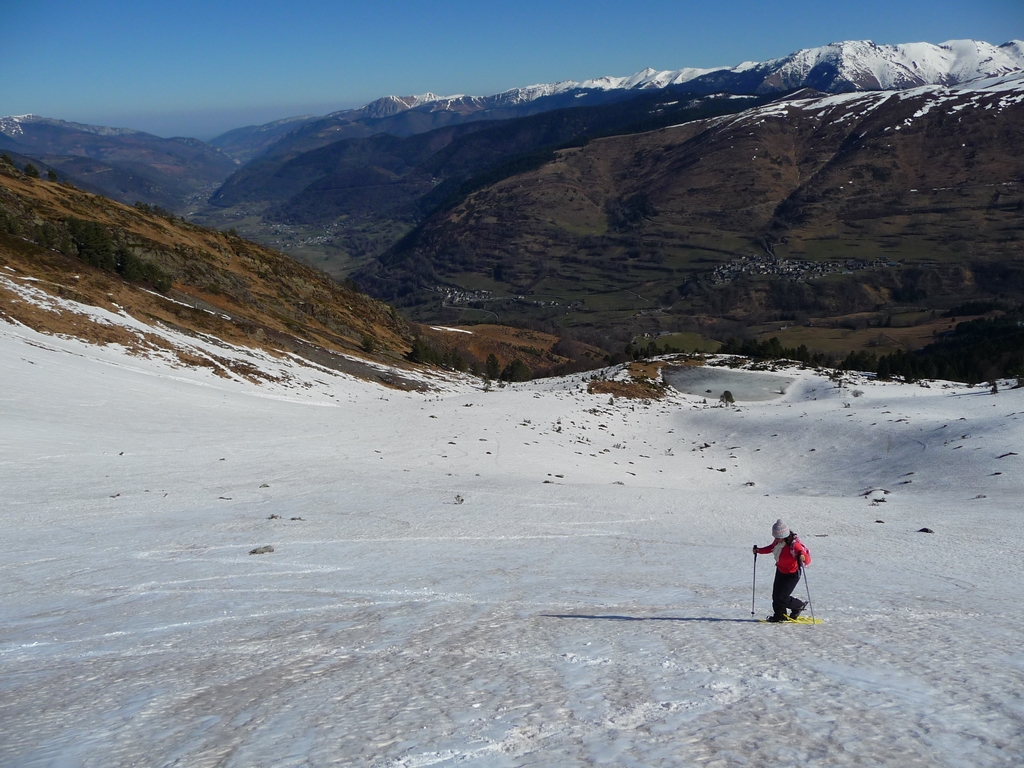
[2,320,1023,767]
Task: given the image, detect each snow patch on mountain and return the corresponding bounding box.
[699,68,1024,135]
[0,273,440,395]
[0,114,143,138]
[576,65,726,91]
[0,115,35,137]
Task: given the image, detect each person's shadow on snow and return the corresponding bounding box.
[543,614,759,623]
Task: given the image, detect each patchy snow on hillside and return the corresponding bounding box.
[682,68,1024,138]
[2,314,1023,767]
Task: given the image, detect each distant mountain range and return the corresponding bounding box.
[206,38,1024,164]
[206,91,773,218]
[364,38,1024,105]
[0,115,236,212]
[4,37,1020,215]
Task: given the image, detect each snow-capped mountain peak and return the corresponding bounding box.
[758,39,1024,92]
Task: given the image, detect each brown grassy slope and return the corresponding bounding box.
[749,308,1002,354]
[0,162,416,382]
[415,323,608,375]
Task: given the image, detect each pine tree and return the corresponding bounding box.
[876,357,891,381]
[501,359,531,382]
[485,354,501,380]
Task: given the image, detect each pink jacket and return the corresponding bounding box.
[756,536,811,574]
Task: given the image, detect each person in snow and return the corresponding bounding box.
[754,519,811,622]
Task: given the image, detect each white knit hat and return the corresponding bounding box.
[772,519,790,538]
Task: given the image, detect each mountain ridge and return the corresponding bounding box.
[325,39,1024,117]
[320,38,1024,123]
[201,38,1024,166]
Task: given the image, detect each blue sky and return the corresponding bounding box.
[3,0,1021,139]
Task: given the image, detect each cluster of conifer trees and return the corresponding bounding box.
[1,155,173,292]
[407,337,532,381]
[64,218,172,292]
[718,314,1024,385]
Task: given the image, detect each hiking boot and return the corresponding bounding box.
[790,601,806,620]
[766,614,787,623]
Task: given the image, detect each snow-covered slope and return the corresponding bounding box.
[3,287,1024,765]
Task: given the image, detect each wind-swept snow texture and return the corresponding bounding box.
[3,318,1023,766]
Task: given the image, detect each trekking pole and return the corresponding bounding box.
[800,562,815,623]
[751,551,757,616]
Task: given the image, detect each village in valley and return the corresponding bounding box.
[708,253,900,285]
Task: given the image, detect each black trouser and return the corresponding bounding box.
[772,569,802,618]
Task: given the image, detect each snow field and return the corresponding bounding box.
[2,321,1023,767]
